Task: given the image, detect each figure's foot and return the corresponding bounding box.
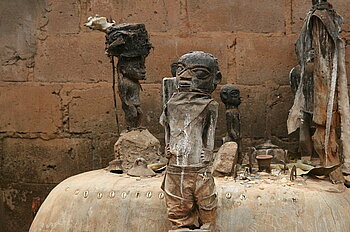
[169,229,210,232]
[199,223,213,231]
[168,225,200,232]
[344,175,350,188]
[168,224,213,232]
[342,163,350,175]
[200,223,210,230]
[329,168,345,184]
[168,228,194,232]
[300,156,311,163]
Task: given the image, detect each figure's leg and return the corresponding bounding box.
[135,106,142,128]
[121,102,137,127]
[312,121,343,182]
[299,112,313,160]
[194,171,217,231]
[312,125,326,165]
[327,127,344,182]
[164,171,197,229]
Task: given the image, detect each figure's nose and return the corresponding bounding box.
[179,70,192,80]
[139,67,146,74]
[178,70,192,90]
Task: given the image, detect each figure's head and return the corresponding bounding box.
[220,84,241,107]
[312,0,327,5]
[118,56,146,80]
[175,51,222,93]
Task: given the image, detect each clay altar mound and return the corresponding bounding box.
[30,169,350,232]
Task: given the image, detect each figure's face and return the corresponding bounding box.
[175,52,221,93]
[220,85,241,107]
[120,57,146,80]
[306,50,314,63]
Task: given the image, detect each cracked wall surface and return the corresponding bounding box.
[1,0,350,231]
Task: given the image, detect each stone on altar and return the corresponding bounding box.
[114,129,161,170]
[213,142,238,175]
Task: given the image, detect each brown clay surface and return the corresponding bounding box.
[30,169,350,232]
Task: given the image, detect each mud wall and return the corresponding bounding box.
[1,0,350,231]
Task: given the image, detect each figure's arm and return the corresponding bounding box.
[164,121,170,147]
[289,65,301,94]
[205,104,218,150]
[201,102,218,163]
[160,106,171,158]
[162,77,177,106]
[161,77,176,146]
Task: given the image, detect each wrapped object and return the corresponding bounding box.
[105,23,152,58]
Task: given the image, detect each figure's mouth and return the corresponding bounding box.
[178,80,191,87]
[138,73,146,78]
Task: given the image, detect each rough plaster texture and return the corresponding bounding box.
[30,170,350,232]
[1,0,350,231]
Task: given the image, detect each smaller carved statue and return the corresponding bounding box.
[105,23,152,129]
[220,84,241,144]
[116,56,146,128]
[160,51,221,231]
[85,18,152,130]
[220,84,242,165]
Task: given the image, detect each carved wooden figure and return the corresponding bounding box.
[116,56,145,128]
[160,51,222,231]
[220,84,241,144]
[220,84,242,165]
[85,20,152,130]
[105,23,152,129]
[287,0,350,182]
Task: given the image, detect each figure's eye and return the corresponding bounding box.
[176,65,185,75]
[230,90,239,97]
[192,68,210,79]
[221,91,228,98]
